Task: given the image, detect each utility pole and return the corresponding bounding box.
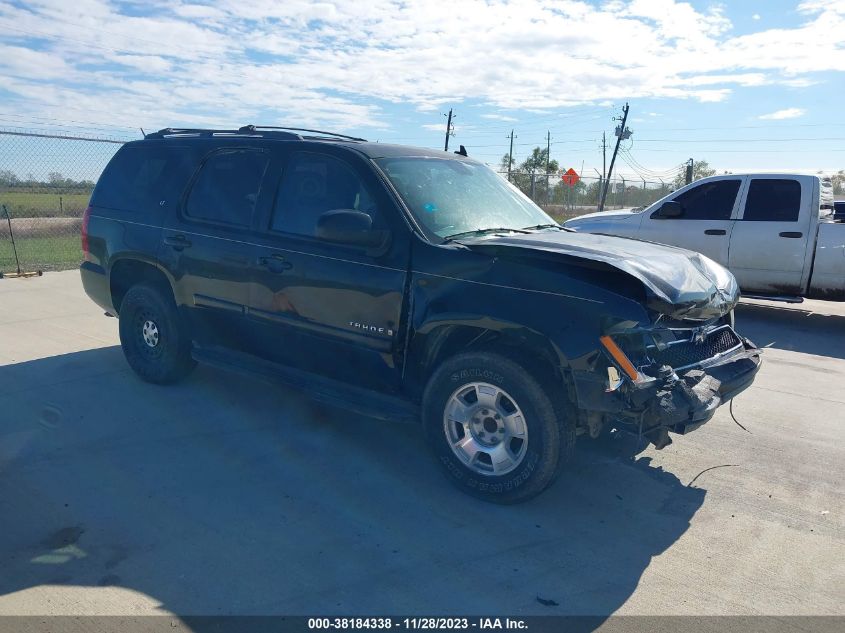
[444,108,454,152]
[685,158,694,184]
[507,129,516,182]
[602,131,607,183]
[599,102,631,212]
[545,130,551,204]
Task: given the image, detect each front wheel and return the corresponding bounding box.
[118,283,196,384]
[422,351,573,504]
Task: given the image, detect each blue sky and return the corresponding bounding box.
[1,0,844,182]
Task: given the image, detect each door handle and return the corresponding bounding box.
[704,229,726,236]
[779,232,803,238]
[164,234,191,250]
[258,254,293,273]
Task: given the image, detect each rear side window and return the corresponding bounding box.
[271,152,378,237]
[743,179,801,222]
[185,149,269,226]
[672,180,741,220]
[92,144,197,212]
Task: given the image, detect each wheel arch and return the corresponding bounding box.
[109,257,175,315]
[406,317,572,401]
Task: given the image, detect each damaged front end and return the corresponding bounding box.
[576,319,762,449]
[558,240,761,448]
[605,320,761,447]
[453,229,761,448]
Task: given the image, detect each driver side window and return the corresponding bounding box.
[667,180,741,220]
[271,152,378,237]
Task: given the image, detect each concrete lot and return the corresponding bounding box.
[0,271,843,616]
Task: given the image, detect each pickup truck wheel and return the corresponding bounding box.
[118,283,195,384]
[423,352,570,504]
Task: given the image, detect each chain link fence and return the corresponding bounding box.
[0,129,124,275]
[499,170,673,223]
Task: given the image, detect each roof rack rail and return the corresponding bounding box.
[145,127,301,140]
[238,125,367,142]
[143,126,366,142]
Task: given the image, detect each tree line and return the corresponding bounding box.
[0,170,95,192]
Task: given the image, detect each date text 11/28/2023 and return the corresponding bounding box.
[307,617,528,630]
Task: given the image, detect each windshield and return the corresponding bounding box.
[374,157,555,239]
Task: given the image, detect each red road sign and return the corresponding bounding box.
[561,168,580,187]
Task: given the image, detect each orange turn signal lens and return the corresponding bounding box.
[599,335,639,382]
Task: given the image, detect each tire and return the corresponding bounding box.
[422,351,574,504]
[118,283,196,384]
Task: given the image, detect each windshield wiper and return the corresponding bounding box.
[442,227,532,241]
[521,223,574,232]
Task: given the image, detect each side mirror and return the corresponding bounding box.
[652,200,683,219]
[316,209,389,249]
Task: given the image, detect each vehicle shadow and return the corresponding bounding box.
[0,346,704,620]
[736,301,845,360]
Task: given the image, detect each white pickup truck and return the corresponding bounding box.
[565,174,844,301]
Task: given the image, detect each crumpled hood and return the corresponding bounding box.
[463,230,739,321]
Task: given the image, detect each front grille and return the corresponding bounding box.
[649,326,742,370]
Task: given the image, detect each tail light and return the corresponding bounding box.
[81,205,92,261]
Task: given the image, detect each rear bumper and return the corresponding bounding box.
[80,261,115,314]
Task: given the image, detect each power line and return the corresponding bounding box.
[484,111,609,131]
[619,148,684,177]
[453,114,608,137]
[0,119,139,139]
[619,152,681,183]
[630,147,845,153]
[634,137,845,143]
[637,122,845,131]
[0,112,138,132]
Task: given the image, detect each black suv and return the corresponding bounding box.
[81,125,761,503]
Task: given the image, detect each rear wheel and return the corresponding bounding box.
[118,283,195,384]
[423,351,573,504]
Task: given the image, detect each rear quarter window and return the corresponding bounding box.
[91,143,199,213]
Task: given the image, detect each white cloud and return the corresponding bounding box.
[782,77,820,88]
[0,0,843,130]
[481,114,518,122]
[752,14,761,20]
[798,0,845,13]
[758,108,806,120]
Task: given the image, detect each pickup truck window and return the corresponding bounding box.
[271,152,379,237]
[742,179,801,222]
[185,149,269,227]
[375,157,552,239]
[835,201,845,222]
[671,180,740,220]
